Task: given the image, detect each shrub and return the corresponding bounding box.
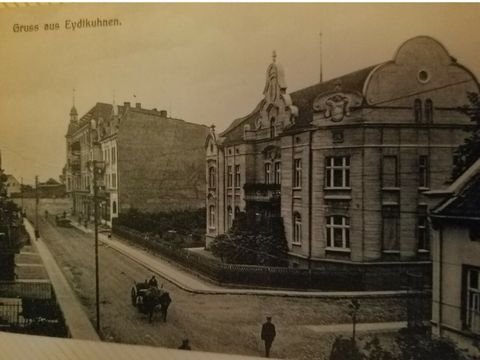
[210,212,288,266]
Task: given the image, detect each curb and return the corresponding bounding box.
[99,234,425,299]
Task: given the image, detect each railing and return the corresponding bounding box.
[0,297,68,336]
[243,183,281,203]
[0,281,52,299]
[113,225,431,291]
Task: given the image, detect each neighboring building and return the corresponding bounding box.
[65,101,209,226]
[38,178,66,198]
[5,175,21,197]
[206,36,479,269]
[428,158,480,356]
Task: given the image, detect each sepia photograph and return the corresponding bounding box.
[0,2,480,359]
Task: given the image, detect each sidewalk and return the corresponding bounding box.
[24,220,100,341]
[70,220,413,299]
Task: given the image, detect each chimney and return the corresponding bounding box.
[135,103,141,109]
[124,102,130,108]
[160,110,167,117]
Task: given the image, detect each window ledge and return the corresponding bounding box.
[324,195,352,200]
[417,249,430,254]
[324,187,351,191]
[292,187,302,191]
[418,187,430,191]
[382,187,400,191]
[325,247,351,253]
[382,250,400,254]
[382,201,399,206]
[291,243,302,247]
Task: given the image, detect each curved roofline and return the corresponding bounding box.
[451,63,480,93]
[361,62,387,98]
[363,36,480,101]
[393,35,450,61]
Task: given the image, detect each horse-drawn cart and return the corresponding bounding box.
[131,281,172,323]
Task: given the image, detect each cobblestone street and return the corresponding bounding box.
[18,199,420,359]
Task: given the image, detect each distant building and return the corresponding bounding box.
[38,178,66,198]
[5,175,21,197]
[206,36,479,271]
[428,158,480,356]
[65,101,209,226]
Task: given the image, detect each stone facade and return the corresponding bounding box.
[206,36,479,268]
[66,101,209,226]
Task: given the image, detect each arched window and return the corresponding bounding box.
[425,99,433,123]
[293,212,302,245]
[112,201,117,214]
[414,99,422,123]
[235,206,241,216]
[270,117,276,138]
[209,205,216,228]
[208,166,216,188]
[227,206,233,229]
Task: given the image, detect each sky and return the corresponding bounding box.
[1,3,480,184]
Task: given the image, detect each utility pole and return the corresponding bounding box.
[20,177,24,212]
[35,175,39,239]
[93,160,100,332]
[90,159,104,333]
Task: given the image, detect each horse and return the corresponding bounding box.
[138,287,172,323]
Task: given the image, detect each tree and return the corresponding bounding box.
[210,212,289,266]
[452,92,480,179]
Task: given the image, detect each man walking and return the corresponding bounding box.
[261,316,276,358]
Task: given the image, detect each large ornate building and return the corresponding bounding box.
[206,36,479,268]
[66,101,209,226]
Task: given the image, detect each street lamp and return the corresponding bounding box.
[88,160,105,333]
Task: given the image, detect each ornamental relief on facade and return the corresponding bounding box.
[313,91,363,123]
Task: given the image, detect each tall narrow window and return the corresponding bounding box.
[208,167,216,188]
[293,212,302,245]
[424,99,433,123]
[227,166,233,188]
[111,146,116,164]
[227,206,233,229]
[382,206,400,252]
[326,156,350,188]
[382,156,398,188]
[417,206,429,251]
[264,163,272,184]
[270,117,276,138]
[112,173,117,188]
[326,216,350,249]
[209,205,216,228]
[112,201,117,214]
[234,165,241,188]
[414,99,422,123]
[294,159,302,188]
[274,162,281,184]
[419,155,429,188]
[465,267,480,334]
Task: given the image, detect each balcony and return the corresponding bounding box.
[243,183,281,203]
[69,157,81,172]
